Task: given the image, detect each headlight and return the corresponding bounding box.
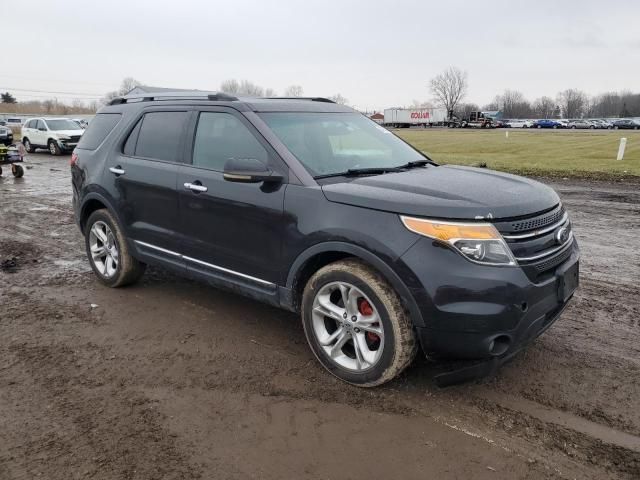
[57,134,70,140]
[400,216,517,266]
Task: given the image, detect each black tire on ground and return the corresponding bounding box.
[571,126,576,129]
[23,138,35,153]
[11,164,23,178]
[48,140,61,155]
[301,258,418,387]
[0,166,2,176]
[84,209,146,288]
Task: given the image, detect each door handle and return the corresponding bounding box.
[109,166,125,176]
[184,182,208,193]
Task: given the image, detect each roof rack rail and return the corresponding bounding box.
[109,90,239,106]
[265,97,335,103]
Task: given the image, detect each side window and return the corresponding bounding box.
[133,111,189,162]
[76,113,122,150]
[192,112,268,171]
[36,120,46,130]
[123,118,142,156]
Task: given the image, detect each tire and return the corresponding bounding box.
[571,126,576,129]
[537,125,542,129]
[23,138,35,153]
[301,258,417,387]
[11,164,23,178]
[84,209,145,287]
[0,166,2,176]
[48,140,61,155]
[614,126,619,130]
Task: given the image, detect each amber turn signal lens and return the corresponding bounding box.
[400,216,500,241]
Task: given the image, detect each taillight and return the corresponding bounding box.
[70,152,78,167]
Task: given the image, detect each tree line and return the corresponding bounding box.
[429,66,639,120]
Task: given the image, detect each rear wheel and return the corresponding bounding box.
[84,209,145,287]
[48,140,61,155]
[23,138,35,153]
[301,259,417,387]
[537,125,542,129]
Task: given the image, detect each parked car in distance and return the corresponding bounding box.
[0,125,14,145]
[506,119,533,128]
[533,119,564,129]
[21,117,85,155]
[73,118,90,129]
[567,119,594,129]
[71,91,580,387]
[5,117,23,127]
[612,119,640,130]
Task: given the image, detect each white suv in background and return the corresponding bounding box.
[21,117,85,155]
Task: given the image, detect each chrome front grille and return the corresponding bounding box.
[494,204,575,280]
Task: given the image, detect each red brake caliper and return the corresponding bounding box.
[357,298,380,344]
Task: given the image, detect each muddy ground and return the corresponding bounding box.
[1,153,639,480]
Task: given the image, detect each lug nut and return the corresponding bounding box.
[351,316,357,322]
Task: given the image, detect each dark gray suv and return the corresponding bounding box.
[71,91,579,387]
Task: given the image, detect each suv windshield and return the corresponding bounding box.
[259,112,427,177]
[46,119,83,131]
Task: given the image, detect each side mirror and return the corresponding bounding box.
[223,158,283,184]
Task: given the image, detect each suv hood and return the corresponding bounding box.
[54,130,84,137]
[321,165,560,220]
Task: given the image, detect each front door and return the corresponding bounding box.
[177,109,288,293]
[103,109,190,269]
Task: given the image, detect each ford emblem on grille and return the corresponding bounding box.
[555,226,570,245]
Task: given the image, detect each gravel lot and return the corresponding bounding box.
[1,153,639,479]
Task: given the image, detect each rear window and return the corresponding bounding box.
[133,111,189,162]
[77,114,121,150]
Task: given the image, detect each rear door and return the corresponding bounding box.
[176,108,288,293]
[34,119,47,145]
[103,108,189,269]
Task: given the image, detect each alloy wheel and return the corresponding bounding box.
[311,281,384,371]
[89,221,119,278]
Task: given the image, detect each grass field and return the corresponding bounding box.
[395,129,640,179]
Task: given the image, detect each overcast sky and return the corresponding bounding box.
[4,0,640,111]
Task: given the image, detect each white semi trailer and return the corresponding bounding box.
[383,108,448,128]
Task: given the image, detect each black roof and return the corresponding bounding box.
[104,90,353,114]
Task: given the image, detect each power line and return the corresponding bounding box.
[0,86,105,97]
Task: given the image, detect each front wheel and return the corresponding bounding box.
[84,209,145,287]
[301,259,417,387]
[48,140,61,155]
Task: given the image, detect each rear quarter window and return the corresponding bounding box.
[76,114,122,150]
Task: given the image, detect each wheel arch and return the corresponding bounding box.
[79,192,124,234]
[283,241,425,328]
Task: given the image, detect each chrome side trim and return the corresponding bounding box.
[134,240,275,287]
[502,213,569,240]
[183,255,274,286]
[515,233,574,262]
[134,240,181,257]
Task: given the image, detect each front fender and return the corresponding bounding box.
[282,241,426,328]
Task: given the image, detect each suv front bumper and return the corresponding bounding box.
[398,236,580,365]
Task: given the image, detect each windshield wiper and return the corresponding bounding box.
[395,159,438,169]
[315,167,403,179]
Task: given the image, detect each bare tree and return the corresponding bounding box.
[264,88,277,97]
[328,93,348,105]
[557,89,587,118]
[284,85,304,97]
[532,96,557,118]
[429,66,468,117]
[220,79,273,97]
[455,102,480,120]
[102,77,142,104]
[220,79,241,94]
[494,90,532,118]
